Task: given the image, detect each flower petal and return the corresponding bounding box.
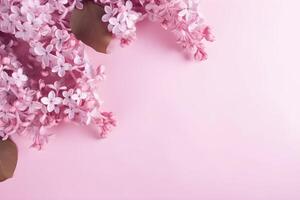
[41,97,49,105]
[53,97,62,105]
[47,104,55,112]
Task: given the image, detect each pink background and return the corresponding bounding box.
[1,0,300,199]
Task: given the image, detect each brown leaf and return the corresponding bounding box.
[0,138,18,182]
[70,2,112,53]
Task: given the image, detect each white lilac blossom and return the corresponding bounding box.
[33,43,55,68]
[52,54,71,77]
[12,68,28,87]
[41,91,63,113]
[0,0,116,149]
[102,5,118,22]
[71,89,87,104]
[62,89,75,105]
[64,104,79,119]
[53,29,70,50]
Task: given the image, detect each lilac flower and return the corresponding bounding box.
[62,89,75,105]
[121,1,139,29]
[108,13,127,35]
[71,89,87,104]
[142,0,214,59]
[15,22,34,40]
[10,6,21,20]
[178,0,194,21]
[52,55,71,77]
[102,5,118,22]
[0,14,16,33]
[0,0,212,149]
[103,0,139,37]
[0,0,117,148]
[41,91,62,113]
[39,5,53,23]
[12,68,28,87]
[0,6,22,33]
[54,29,70,50]
[64,104,79,119]
[25,13,43,29]
[20,0,41,14]
[34,43,54,68]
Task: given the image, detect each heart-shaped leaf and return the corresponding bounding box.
[71,2,112,53]
[0,138,18,182]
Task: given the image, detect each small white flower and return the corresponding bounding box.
[15,21,34,40]
[62,89,74,105]
[34,43,54,68]
[64,104,79,119]
[108,13,126,35]
[12,68,28,87]
[102,5,118,22]
[178,0,194,21]
[71,89,87,104]
[52,55,71,77]
[41,91,62,113]
[26,13,43,29]
[122,1,139,28]
[20,0,40,14]
[54,29,70,50]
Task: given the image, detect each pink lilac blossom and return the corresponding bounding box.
[0,0,116,149]
[0,0,212,149]
[96,0,214,60]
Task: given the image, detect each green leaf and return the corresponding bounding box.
[0,138,18,182]
[71,2,112,53]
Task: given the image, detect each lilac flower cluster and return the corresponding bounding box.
[97,0,214,60]
[0,0,115,149]
[0,0,212,149]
